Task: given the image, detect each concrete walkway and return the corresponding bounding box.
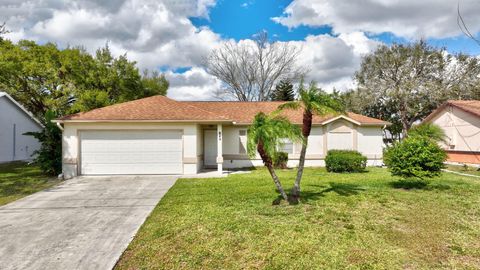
[0,175,177,270]
[442,169,480,178]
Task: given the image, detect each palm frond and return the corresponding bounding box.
[408,123,447,143]
[247,112,303,159]
[276,101,301,111]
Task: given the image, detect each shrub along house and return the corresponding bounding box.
[424,100,480,165]
[53,95,390,178]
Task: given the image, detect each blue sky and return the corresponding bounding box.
[191,0,331,42]
[2,0,480,100]
[192,0,480,55]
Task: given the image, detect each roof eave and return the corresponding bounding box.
[53,119,233,124]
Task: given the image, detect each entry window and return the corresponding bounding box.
[278,139,294,154]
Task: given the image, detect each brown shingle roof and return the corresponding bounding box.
[424,100,480,122]
[59,95,228,121]
[59,95,389,125]
[183,101,389,125]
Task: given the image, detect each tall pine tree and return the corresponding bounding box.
[270,80,295,101]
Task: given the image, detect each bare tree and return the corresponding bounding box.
[0,22,9,42]
[457,2,480,46]
[206,31,303,101]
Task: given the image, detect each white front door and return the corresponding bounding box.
[204,130,217,168]
[80,130,183,175]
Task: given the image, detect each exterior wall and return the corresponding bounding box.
[357,126,384,160]
[446,151,480,165]
[196,124,204,172]
[62,119,385,177]
[0,97,42,163]
[61,122,199,178]
[219,120,384,169]
[429,106,480,164]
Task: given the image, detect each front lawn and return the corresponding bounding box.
[116,168,480,269]
[0,161,60,206]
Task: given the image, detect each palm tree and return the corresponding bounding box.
[408,123,447,143]
[278,81,344,199]
[247,112,302,201]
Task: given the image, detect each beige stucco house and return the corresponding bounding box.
[54,95,390,178]
[424,100,480,165]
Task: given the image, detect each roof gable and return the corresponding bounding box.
[424,100,480,123]
[0,92,43,127]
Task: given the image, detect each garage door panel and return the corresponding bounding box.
[80,130,183,175]
[81,163,183,175]
[81,152,183,164]
[81,141,182,153]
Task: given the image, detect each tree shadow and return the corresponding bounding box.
[389,179,451,191]
[272,182,366,205]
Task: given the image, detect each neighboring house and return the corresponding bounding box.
[54,95,390,178]
[0,92,43,163]
[424,100,480,165]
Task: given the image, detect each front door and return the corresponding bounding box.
[204,130,218,168]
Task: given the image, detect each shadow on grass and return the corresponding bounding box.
[389,179,451,191]
[273,182,366,205]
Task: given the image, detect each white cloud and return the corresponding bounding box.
[3,0,221,69]
[273,0,480,39]
[165,67,222,100]
[290,32,380,91]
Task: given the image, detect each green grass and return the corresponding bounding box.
[446,164,480,177]
[0,161,60,206]
[116,167,480,270]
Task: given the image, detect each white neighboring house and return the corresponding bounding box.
[0,92,43,163]
[53,95,390,179]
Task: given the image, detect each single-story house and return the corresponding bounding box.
[0,92,43,163]
[424,100,480,165]
[54,95,390,178]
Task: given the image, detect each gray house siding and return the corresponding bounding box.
[0,95,42,163]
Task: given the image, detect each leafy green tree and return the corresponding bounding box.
[278,81,344,199]
[270,79,295,101]
[354,40,480,138]
[24,111,62,175]
[141,70,169,97]
[247,112,302,202]
[0,40,169,118]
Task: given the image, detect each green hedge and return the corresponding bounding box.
[384,136,446,179]
[325,150,367,173]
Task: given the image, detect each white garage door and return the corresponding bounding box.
[80,130,183,175]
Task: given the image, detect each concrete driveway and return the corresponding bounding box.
[0,175,177,270]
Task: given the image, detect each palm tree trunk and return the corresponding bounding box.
[266,163,289,201]
[292,110,313,198]
[257,141,289,201]
[292,136,308,197]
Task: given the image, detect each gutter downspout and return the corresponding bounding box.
[56,122,64,131]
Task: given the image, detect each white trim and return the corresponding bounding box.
[0,92,44,127]
[321,115,361,126]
